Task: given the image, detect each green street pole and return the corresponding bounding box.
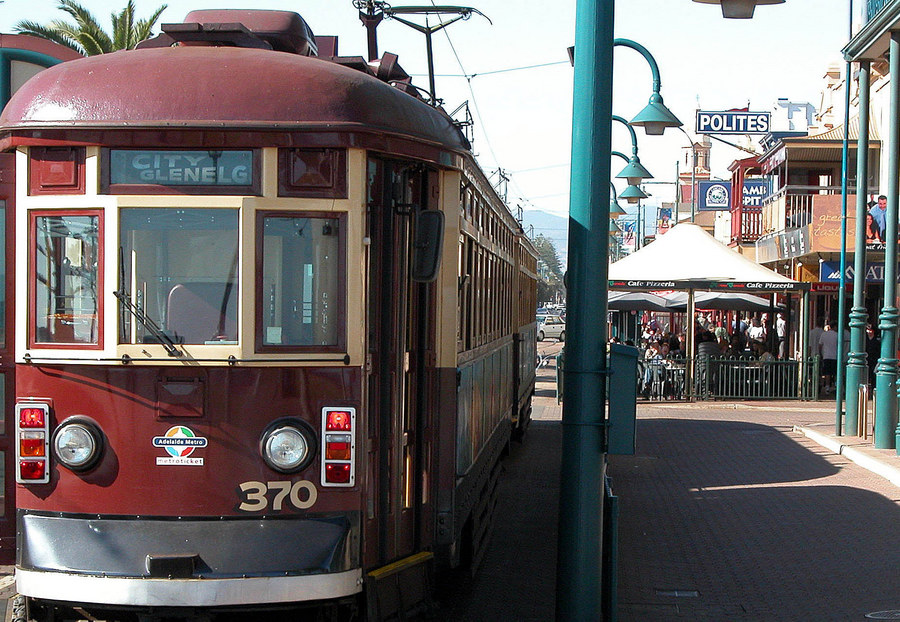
[875,32,900,449]
[844,60,870,435]
[835,4,854,434]
[556,0,613,617]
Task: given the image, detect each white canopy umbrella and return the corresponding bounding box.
[609,223,806,398]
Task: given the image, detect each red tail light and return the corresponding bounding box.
[16,402,50,484]
[325,463,352,483]
[18,460,46,481]
[325,410,353,432]
[20,407,46,428]
[321,407,356,487]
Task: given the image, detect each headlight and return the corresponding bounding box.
[261,420,316,473]
[53,419,103,471]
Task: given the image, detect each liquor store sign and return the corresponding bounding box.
[110,150,254,186]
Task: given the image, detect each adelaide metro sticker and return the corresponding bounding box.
[153,426,208,466]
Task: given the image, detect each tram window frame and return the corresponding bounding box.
[28,210,104,350]
[100,148,262,196]
[255,211,347,353]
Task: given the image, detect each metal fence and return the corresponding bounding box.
[639,355,820,401]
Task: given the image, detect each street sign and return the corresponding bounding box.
[696,110,771,134]
[698,179,771,211]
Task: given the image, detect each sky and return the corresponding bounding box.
[0,0,854,221]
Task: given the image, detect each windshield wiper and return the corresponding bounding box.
[113,288,182,357]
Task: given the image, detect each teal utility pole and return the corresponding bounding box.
[834,0,854,435]
[875,32,900,449]
[844,60,870,435]
[556,0,613,618]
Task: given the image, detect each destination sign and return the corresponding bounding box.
[696,110,771,134]
[110,150,254,186]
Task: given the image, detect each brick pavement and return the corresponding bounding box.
[436,353,563,621]
[441,342,900,621]
[610,402,900,621]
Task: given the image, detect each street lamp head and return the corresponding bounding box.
[609,182,627,218]
[618,184,648,204]
[692,0,785,19]
[616,157,654,186]
[629,93,682,136]
[608,218,622,233]
[609,197,627,218]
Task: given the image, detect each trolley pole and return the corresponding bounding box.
[556,0,613,618]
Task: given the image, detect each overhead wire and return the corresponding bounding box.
[427,0,568,225]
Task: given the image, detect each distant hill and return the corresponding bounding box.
[522,210,568,267]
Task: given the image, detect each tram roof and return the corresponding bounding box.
[0,46,469,152]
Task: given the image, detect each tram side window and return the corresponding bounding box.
[258,213,343,349]
[119,208,239,345]
[31,213,101,346]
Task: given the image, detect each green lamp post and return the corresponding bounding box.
[614,39,683,136]
[844,60,870,436]
[559,13,680,619]
[874,32,900,449]
[609,183,627,219]
[613,114,654,185]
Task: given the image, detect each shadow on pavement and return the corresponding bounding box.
[611,418,900,620]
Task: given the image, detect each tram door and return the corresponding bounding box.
[366,158,434,567]
[0,155,13,562]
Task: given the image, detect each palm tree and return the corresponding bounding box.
[14,0,168,56]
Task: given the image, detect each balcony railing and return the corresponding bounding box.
[867,0,891,22]
[759,185,846,234]
[730,205,762,244]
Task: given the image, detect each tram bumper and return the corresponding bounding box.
[16,511,362,607]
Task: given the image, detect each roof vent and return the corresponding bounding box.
[136,9,317,56]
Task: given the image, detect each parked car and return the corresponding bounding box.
[538,315,565,341]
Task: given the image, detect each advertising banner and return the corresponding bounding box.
[820,260,892,283]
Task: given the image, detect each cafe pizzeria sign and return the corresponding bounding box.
[609,279,807,291]
[110,150,254,186]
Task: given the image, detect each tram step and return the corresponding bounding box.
[366,551,435,621]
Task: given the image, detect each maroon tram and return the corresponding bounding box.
[0,8,537,622]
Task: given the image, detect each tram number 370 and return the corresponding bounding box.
[238,480,318,512]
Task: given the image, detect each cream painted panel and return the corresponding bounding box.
[437,170,462,369]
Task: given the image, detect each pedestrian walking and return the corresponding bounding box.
[775,312,787,359]
[819,321,839,393]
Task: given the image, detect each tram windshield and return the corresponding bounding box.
[119,208,239,345]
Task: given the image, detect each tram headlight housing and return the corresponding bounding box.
[261,419,317,473]
[53,418,104,472]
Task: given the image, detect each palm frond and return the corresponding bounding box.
[16,1,171,54]
[13,19,84,53]
[112,0,136,49]
[132,4,168,47]
[58,0,114,52]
